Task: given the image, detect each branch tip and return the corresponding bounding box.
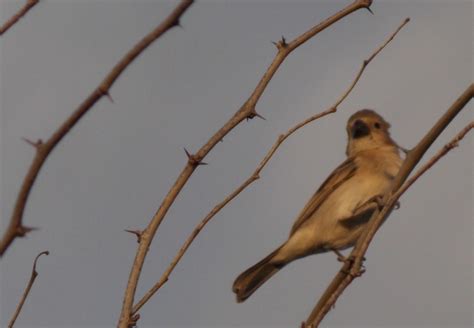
[33,250,49,273]
[7,249,48,328]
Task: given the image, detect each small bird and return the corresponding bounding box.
[232,109,403,303]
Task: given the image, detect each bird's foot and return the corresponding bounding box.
[338,254,366,277]
[394,200,401,210]
[369,194,385,210]
[352,194,385,216]
[332,249,348,263]
[332,249,365,264]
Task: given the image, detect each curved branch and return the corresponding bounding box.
[0,0,194,256]
[305,83,474,327]
[117,1,375,327]
[7,250,49,328]
[0,0,40,36]
[131,16,409,316]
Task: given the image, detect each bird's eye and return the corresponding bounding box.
[374,122,381,129]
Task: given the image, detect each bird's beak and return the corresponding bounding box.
[351,119,370,139]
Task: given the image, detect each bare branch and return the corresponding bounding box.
[131,16,409,315]
[7,250,49,328]
[117,1,375,326]
[305,83,474,327]
[0,0,40,36]
[395,121,473,199]
[0,0,194,257]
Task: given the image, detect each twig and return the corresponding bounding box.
[117,1,375,326]
[305,83,474,327]
[393,121,473,199]
[0,0,40,36]
[7,250,49,328]
[0,0,194,257]
[131,16,408,316]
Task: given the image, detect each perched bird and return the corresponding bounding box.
[232,109,403,303]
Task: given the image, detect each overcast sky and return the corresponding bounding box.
[1,1,472,327]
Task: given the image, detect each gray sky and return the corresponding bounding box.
[1,1,472,327]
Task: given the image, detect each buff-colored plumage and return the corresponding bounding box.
[233,109,403,303]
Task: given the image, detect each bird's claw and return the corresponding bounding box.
[394,201,401,210]
[370,195,385,210]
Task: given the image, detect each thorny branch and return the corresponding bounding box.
[304,83,474,328]
[7,251,49,328]
[131,16,409,316]
[118,1,375,327]
[0,0,40,36]
[0,0,194,256]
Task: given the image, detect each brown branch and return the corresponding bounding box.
[393,121,473,200]
[0,0,194,257]
[0,0,40,36]
[117,1,375,327]
[305,83,474,328]
[7,250,49,328]
[131,16,409,316]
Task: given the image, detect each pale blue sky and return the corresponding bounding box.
[1,1,472,327]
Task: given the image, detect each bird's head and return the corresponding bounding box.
[346,109,397,156]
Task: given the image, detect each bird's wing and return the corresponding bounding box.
[289,157,358,236]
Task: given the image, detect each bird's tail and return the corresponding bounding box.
[232,246,284,303]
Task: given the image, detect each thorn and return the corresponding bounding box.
[124,229,142,243]
[366,7,374,15]
[17,225,39,237]
[22,137,43,150]
[184,148,206,166]
[173,18,182,29]
[247,110,266,121]
[184,147,192,160]
[272,36,287,50]
[104,91,114,103]
[254,112,266,120]
[98,87,114,103]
